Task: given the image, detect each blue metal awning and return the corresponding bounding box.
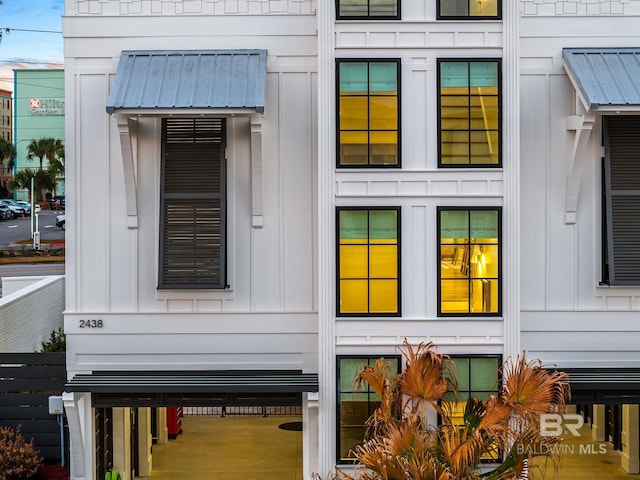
[563,48,640,112]
[106,49,267,114]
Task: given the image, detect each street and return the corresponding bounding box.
[0,209,65,246]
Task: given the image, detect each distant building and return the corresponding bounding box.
[12,69,65,198]
[0,88,12,189]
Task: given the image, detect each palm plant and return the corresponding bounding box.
[26,137,63,171]
[338,340,570,480]
[0,138,15,176]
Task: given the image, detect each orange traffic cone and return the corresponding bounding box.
[21,213,25,220]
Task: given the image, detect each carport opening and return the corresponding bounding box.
[96,404,304,480]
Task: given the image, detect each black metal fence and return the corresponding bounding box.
[184,406,302,416]
[0,352,68,462]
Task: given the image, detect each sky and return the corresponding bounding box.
[0,0,64,92]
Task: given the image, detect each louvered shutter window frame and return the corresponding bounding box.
[159,118,226,289]
[604,116,640,286]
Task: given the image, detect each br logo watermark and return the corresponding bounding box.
[540,413,584,437]
[527,413,608,455]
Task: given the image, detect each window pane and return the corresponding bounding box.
[470,358,499,391]
[340,426,365,460]
[340,97,369,130]
[369,97,398,130]
[440,0,468,16]
[470,210,498,239]
[370,0,397,16]
[370,210,397,240]
[469,62,498,88]
[440,210,469,240]
[340,63,368,93]
[340,358,367,391]
[370,245,398,278]
[370,279,398,313]
[440,62,469,90]
[369,63,397,92]
[452,358,470,391]
[340,210,368,242]
[340,280,369,313]
[470,279,498,313]
[338,0,369,17]
[441,279,469,313]
[340,245,368,278]
[469,0,498,16]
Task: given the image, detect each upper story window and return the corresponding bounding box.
[337,59,400,168]
[438,207,501,316]
[336,0,400,20]
[437,0,501,19]
[337,207,401,316]
[336,355,402,463]
[159,118,227,289]
[438,59,501,167]
[602,116,640,286]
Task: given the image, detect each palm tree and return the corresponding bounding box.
[26,137,62,171]
[0,138,15,177]
[338,340,570,480]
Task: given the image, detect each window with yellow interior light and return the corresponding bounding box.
[438,59,501,167]
[337,207,401,316]
[437,0,501,19]
[336,355,402,463]
[438,207,501,316]
[337,59,400,168]
[442,355,501,461]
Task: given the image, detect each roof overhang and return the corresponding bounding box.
[557,368,640,404]
[106,49,267,115]
[66,370,318,394]
[65,371,318,407]
[563,48,640,113]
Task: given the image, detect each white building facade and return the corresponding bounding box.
[62,0,640,478]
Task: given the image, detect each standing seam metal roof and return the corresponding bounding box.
[563,48,640,111]
[106,49,267,114]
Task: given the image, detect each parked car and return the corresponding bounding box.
[16,201,32,215]
[50,196,65,210]
[0,205,10,220]
[0,200,25,218]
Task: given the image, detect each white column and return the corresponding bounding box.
[592,404,606,442]
[502,0,521,362]
[156,407,168,445]
[317,0,336,475]
[303,392,319,479]
[621,404,639,473]
[137,408,152,477]
[112,407,131,480]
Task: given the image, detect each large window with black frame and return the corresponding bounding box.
[337,355,402,463]
[337,59,401,168]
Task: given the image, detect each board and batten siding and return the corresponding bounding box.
[64,13,318,374]
[519,13,640,367]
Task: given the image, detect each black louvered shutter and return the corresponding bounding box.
[159,118,226,289]
[604,116,640,286]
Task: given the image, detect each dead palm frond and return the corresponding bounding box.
[398,340,454,412]
[501,355,570,419]
[356,358,398,421]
